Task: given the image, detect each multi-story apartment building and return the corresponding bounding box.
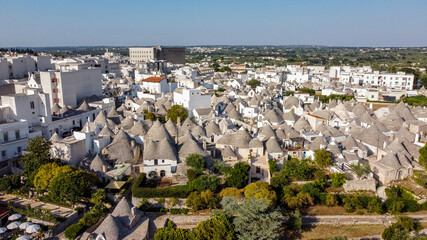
[0,115,41,162]
[363,71,414,90]
[39,67,102,108]
[129,46,185,64]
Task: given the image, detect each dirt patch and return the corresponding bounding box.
[299,224,386,240]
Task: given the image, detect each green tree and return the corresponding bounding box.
[219,187,242,199]
[382,216,421,240]
[283,158,316,180]
[418,142,427,167]
[286,210,302,233]
[247,79,261,88]
[298,87,316,96]
[49,170,98,203]
[268,160,279,173]
[193,214,236,240]
[155,221,195,240]
[145,112,157,121]
[330,173,346,188]
[186,153,206,171]
[167,105,188,124]
[325,193,339,207]
[192,175,220,192]
[222,197,283,240]
[21,136,56,185]
[223,162,250,188]
[0,175,20,193]
[186,190,219,211]
[314,149,332,168]
[270,171,289,189]
[350,162,371,179]
[244,181,277,206]
[33,163,75,191]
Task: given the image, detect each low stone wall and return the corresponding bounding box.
[343,179,377,193]
[132,197,188,209]
[164,215,210,228]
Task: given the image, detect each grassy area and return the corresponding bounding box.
[163,184,190,190]
[299,224,386,239]
[303,206,377,216]
[398,179,427,197]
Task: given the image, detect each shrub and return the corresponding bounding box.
[270,171,289,189]
[169,208,189,215]
[64,223,86,240]
[326,194,339,207]
[413,170,427,187]
[330,173,346,188]
[192,175,220,192]
[186,190,220,211]
[169,197,179,207]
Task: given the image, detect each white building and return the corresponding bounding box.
[0,110,41,162]
[363,71,414,90]
[40,67,102,108]
[173,88,211,117]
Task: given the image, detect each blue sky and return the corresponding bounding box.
[0,0,426,47]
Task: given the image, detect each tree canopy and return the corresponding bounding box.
[350,162,371,179]
[192,175,221,192]
[21,136,56,185]
[49,169,98,203]
[167,105,188,124]
[418,142,427,167]
[193,214,236,240]
[244,181,277,206]
[313,149,332,168]
[186,153,206,171]
[34,162,75,191]
[247,79,261,88]
[221,162,250,189]
[221,197,283,240]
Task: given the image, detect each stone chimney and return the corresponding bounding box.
[177,117,181,126]
[102,165,107,172]
[202,139,207,150]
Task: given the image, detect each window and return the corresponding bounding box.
[17,147,21,153]
[3,132,8,142]
[256,166,261,174]
[154,159,158,165]
[15,130,20,139]
[1,151,5,157]
[30,101,35,109]
[162,160,165,163]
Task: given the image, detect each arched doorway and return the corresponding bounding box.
[148,171,157,178]
[160,170,166,177]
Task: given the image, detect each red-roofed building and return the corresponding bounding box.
[140,77,170,94]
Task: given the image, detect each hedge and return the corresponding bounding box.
[65,223,86,240]
[132,173,191,198]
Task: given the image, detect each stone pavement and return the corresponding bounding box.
[0,194,75,218]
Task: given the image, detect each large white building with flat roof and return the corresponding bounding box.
[363,71,414,90]
[40,67,102,108]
